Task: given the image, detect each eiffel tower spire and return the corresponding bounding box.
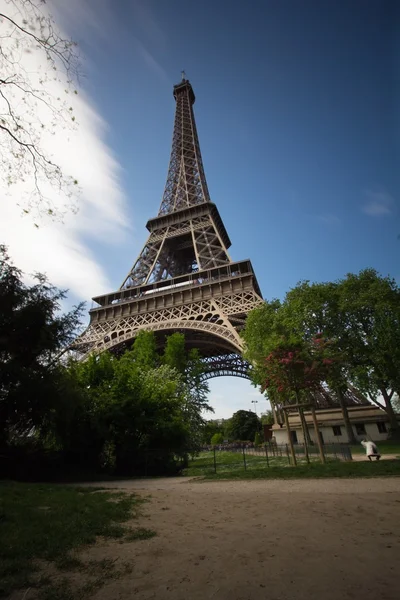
[72,78,264,379]
[158,77,210,215]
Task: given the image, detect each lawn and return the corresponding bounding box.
[0,482,155,599]
[183,450,400,480]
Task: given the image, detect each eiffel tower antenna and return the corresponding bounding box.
[71,78,264,379]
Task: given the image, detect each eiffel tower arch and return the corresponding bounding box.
[72,76,264,379]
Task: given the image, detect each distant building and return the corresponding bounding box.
[272,405,399,445]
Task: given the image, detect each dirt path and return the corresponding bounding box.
[83,477,400,600]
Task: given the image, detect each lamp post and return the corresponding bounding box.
[251,400,258,415]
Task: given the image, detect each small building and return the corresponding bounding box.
[272,404,398,445]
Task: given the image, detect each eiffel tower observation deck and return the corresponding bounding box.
[72,75,264,379]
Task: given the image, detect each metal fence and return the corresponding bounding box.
[194,442,352,474]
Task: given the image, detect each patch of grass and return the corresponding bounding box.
[39,577,76,600]
[0,482,143,598]
[125,527,157,541]
[38,558,134,600]
[193,459,400,481]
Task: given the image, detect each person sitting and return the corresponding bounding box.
[361,439,381,461]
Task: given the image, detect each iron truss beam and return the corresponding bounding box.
[200,354,251,381]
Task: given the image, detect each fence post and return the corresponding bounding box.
[283,408,297,466]
[265,444,269,467]
[332,443,337,460]
[242,445,247,470]
[310,406,325,464]
[347,444,352,462]
[285,443,291,464]
[304,441,310,464]
[213,446,217,474]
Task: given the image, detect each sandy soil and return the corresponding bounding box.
[82,477,400,600]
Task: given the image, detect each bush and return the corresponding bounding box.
[254,432,262,447]
[210,433,224,446]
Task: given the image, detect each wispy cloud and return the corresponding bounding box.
[136,40,170,83]
[0,0,129,301]
[129,0,170,83]
[132,0,167,47]
[315,214,341,225]
[363,190,395,216]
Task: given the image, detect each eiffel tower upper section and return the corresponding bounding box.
[120,75,231,289]
[72,76,263,370]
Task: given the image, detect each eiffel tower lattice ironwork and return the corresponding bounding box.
[71,76,264,378]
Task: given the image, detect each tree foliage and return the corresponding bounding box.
[226,410,261,442]
[254,431,262,447]
[261,410,274,425]
[243,268,400,437]
[0,245,83,445]
[61,332,212,473]
[210,432,224,446]
[201,419,225,444]
[1,0,81,216]
[0,248,214,475]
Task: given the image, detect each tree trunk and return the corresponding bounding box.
[337,388,356,444]
[299,406,312,446]
[283,408,297,466]
[311,406,325,464]
[381,389,400,439]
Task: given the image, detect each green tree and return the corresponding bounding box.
[163,332,188,373]
[226,410,261,442]
[279,281,357,442]
[244,269,400,439]
[254,431,262,447]
[163,333,212,449]
[202,419,224,444]
[131,330,159,370]
[56,331,212,474]
[0,246,83,446]
[336,269,400,436]
[261,410,274,425]
[210,433,224,446]
[62,349,191,474]
[261,342,329,445]
[243,299,283,387]
[183,348,213,450]
[284,271,400,437]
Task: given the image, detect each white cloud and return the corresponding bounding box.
[363,190,395,216]
[0,0,129,301]
[205,378,269,420]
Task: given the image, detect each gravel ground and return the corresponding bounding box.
[81,477,400,600]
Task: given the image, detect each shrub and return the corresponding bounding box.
[210,433,224,446]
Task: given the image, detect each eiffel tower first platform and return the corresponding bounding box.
[72,76,264,379]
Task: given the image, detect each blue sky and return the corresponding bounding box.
[79,0,399,297]
[2,0,399,419]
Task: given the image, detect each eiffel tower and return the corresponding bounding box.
[72,75,264,378]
